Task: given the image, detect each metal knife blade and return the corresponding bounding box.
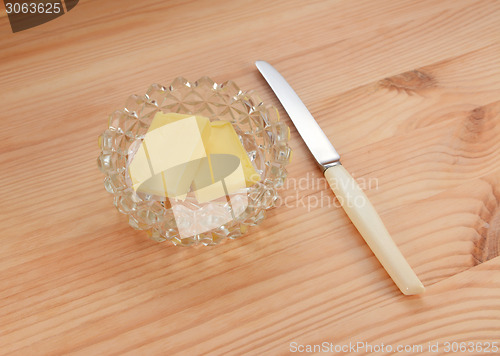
[255,60,340,169]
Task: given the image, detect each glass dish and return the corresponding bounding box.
[97,77,291,246]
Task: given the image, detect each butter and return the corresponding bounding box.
[147,112,212,138]
[128,112,260,202]
[128,113,211,199]
[205,121,261,186]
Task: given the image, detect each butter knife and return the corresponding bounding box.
[256,60,425,295]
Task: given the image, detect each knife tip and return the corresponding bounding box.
[255,60,268,69]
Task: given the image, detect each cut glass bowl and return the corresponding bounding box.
[97,77,291,246]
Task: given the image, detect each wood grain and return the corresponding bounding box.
[1,0,500,354]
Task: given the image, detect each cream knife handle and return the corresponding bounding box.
[324,164,425,295]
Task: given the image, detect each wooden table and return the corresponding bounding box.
[2,0,500,354]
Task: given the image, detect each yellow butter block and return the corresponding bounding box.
[191,120,261,202]
[147,112,211,139]
[205,120,261,186]
[128,112,210,199]
[128,111,260,203]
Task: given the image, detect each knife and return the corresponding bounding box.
[256,60,425,295]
